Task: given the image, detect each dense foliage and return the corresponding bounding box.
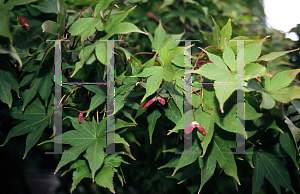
[0,0,300,194]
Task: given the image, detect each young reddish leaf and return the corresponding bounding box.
[157,97,166,105]
[147,12,158,20]
[78,112,83,124]
[196,124,207,136]
[141,99,155,109]
[19,16,30,31]
[62,98,69,105]
[184,122,194,134]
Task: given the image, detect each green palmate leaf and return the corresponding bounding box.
[115,118,135,130]
[160,40,170,66]
[161,62,181,81]
[95,167,115,193]
[0,63,19,97]
[41,20,60,35]
[115,93,126,114]
[220,18,232,49]
[165,98,181,124]
[199,114,214,157]
[103,155,128,168]
[38,41,55,75]
[223,40,236,72]
[83,85,106,116]
[132,66,161,77]
[32,0,58,13]
[201,90,233,133]
[252,151,295,194]
[142,74,162,102]
[244,103,263,120]
[95,41,107,65]
[94,0,115,17]
[1,115,49,147]
[70,160,91,193]
[242,146,255,168]
[144,52,158,68]
[41,117,107,174]
[95,19,104,31]
[55,142,91,174]
[0,44,22,67]
[170,162,199,185]
[84,139,104,181]
[172,139,201,176]
[244,63,270,80]
[245,79,275,109]
[23,118,49,159]
[0,77,12,108]
[258,48,300,61]
[147,109,161,144]
[160,0,174,9]
[57,0,66,35]
[279,132,298,169]
[244,36,268,64]
[38,69,53,107]
[265,68,300,92]
[81,25,96,45]
[122,110,137,124]
[105,5,137,32]
[200,31,216,47]
[62,160,86,177]
[113,134,135,160]
[165,81,183,115]
[265,119,283,133]
[135,64,180,102]
[269,86,300,103]
[214,73,236,113]
[211,136,240,184]
[69,18,99,36]
[168,30,185,50]
[291,99,300,114]
[212,18,221,48]
[0,97,48,120]
[152,22,168,52]
[201,49,228,70]
[21,76,43,111]
[0,10,12,42]
[171,53,185,67]
[198,154,216,193]
[70,44,97,77]
[158,157,179,169]
[191,62,229,80]
[213,101,262,133]
[284,116,300,153]
[0,0,38,10]
[168,44,193,63]
[106,22,147,35]
[167,109,192,135]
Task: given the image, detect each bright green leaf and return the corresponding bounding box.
[265,69,300,92]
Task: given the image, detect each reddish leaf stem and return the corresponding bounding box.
[133,52,155,56]
[79,8,95,19]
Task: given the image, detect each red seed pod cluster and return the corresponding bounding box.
[18,16,30,31]
[141,96,165,109]
[184,121,206,135]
